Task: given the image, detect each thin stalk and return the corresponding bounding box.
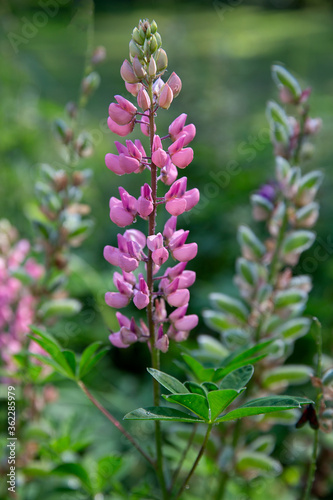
[268,205,289,285]
[78,381,155,467]
[147,79,168,500]
[170,424,198,491]
[302,318,322,500]
[173,424,213,500]
[292,104,309,166]
[214,418,242,500]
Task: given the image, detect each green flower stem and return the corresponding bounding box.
[78,381,155,467]
[302,318,322,500]
[173,424,213,500]
[147,79,168,500]
[170,423,198,492]
[293,104,309,166]
[268,204,289,286]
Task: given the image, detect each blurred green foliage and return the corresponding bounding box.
[1,2,333,496]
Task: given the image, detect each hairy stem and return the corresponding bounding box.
[78,381,154,467]
[147,79,168,500]
[173,424,213,500]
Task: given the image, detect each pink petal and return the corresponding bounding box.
[173,243,198,262]
[152,247,169,266]
[167,289,190,307]
[137,197,153,217]
[125,82,142,97]
[116,311,131,328]
[178,124,196,145]
[105,292,130,308]
[155,334,169,353]
[168,135,186,155]
[109,331,130,348]
[147,233,163,251]
[110,206,135,227]
[163,216,177,240]
[152,148,168,168]
[120,327,138,345]
[174,314,198,331]
[169,305,188,321]
[184,188,200,211]
[123,229,146,249]
[107,116,134,137]
[165,198,187,216]
[172,148,194,169]
[104,246,120,266]
[118,254,139,272]
[114,95,137,114]
[105,153,125,175]
[169,113,187,139]
[178,270,196,288]
[109,103,134,126]
[119,154,140,174]
[133,291,149,310]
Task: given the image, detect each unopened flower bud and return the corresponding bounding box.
[132,56,146,79]
[53,171,68,191]
[150,34,158,53]
[129,39,143,60]
[82,71,101,95]
[159,83,173,109]
[132,27,144,45]
[167,72,182,97]
[155,32,162,48]
[151,20,157,34]
[65,101,77,119]
[137,88,151,111]
[148,57,157,77]
[125,82,142,97]
[156,48,168,72]
[72,171,85,186]
[54,119,73,145]
[91,46,106,65]
[145,24,151,38]
[120,59,139,84]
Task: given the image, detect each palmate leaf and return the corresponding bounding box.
[215,395,312,423]
[147,368,189,394]
[163,393,209,420]
[28,326,76,380]
[52,463,92,492]
[207,389,244,421]
[124,406,204,423]
[79,342,109,379]
[220,364,254,390]
[182,354,215,382]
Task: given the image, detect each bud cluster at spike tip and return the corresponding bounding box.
[104,19,199,352]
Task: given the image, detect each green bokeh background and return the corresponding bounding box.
[1,1,333,498]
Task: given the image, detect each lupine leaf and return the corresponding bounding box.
[182,354,215,382]
[271,65,302,98]
[215,396,312,423]
[261,365,313,389]
[202,310,237,333]
[220,365,254,390]
[164,393,210,421]
[62,351,77,378]
[184,381,206,396]
[236,451,282,477]
[209,293,249,322]
[208,389,243,421]
[79,343,109,379]
[123,406,204,423]
[147,368,189,394]
[52,463,92,492]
